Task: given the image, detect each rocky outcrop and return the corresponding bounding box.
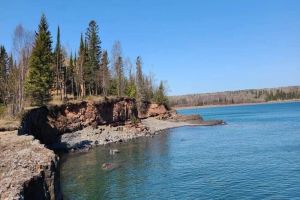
[146,104,225,126]
[19,97,138,145]
[0,131,61,200]
[146,103,168,117]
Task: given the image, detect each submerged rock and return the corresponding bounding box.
[109,149,120,155]
[101,163,120,170]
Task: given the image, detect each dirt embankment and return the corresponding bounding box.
[18,97,138,145]
[58,103,224,152]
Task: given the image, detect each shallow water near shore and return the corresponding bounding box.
[60,102,300,199]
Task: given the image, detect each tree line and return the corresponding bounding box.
[0,14,168,117]
[169,86,300,107]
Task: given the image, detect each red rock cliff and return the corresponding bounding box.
[19,97,138,145]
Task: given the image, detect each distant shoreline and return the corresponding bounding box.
[174,99,300,110]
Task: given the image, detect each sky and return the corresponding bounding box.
[0,0,300,95]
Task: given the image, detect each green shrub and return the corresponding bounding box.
[153,81,169,109]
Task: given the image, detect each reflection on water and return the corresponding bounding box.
[61,102,300,200]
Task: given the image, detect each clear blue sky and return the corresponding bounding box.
[1,0,300,95]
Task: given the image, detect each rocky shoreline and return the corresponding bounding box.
[54,117,224,153]
[0,98,224,200]
[0,131,61,200]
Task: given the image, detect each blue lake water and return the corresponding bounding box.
[60,102,300,199]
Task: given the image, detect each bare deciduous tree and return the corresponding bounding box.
[12,24,34,112]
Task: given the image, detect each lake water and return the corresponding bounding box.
[60,102,300,199]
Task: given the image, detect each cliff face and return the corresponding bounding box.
[19,97,138,145]
[0,131,61,200]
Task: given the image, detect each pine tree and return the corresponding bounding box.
[73,52,78,97]
[125,62,137,98]
[100,50,110,96]
[54,26,63,98]
[77,34,86,97]
[0,46,9,81]
[136,56,148,114]
[144,74,154,100]
[85,20,101,95]
[68,52,75,96]
[136,56,145,100]
[0,46,9,104]
[25,14,53,105]
[153,81,169,107]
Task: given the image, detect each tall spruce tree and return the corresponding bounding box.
[0,46,9,81]
[136,56,148,114]
[136,56,145,100]
[25,14,53,105]
[85,20,101,95]
[54,26,63,98]
[100,50,109,96]
[77,34,86,97]
[0,46,9,104]
[68,52,75,96]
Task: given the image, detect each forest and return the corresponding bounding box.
[169,86,300,107]
[0,14,168,118]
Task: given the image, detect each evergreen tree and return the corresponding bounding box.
[77,34,86,97]
[153,81,169,107]
[0,46,9,104]
[108,78,117,96]
[25,14,53,105]
[125,64,137,98]
[136,56,148,114]
[136,56,145,100]
[85,20,101,95]
[144,74,154,100]
[73,52,78,97]
[68,52,75,96]
[54,26,63,98]
[100,50,110,95]
[0,46,9,81]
